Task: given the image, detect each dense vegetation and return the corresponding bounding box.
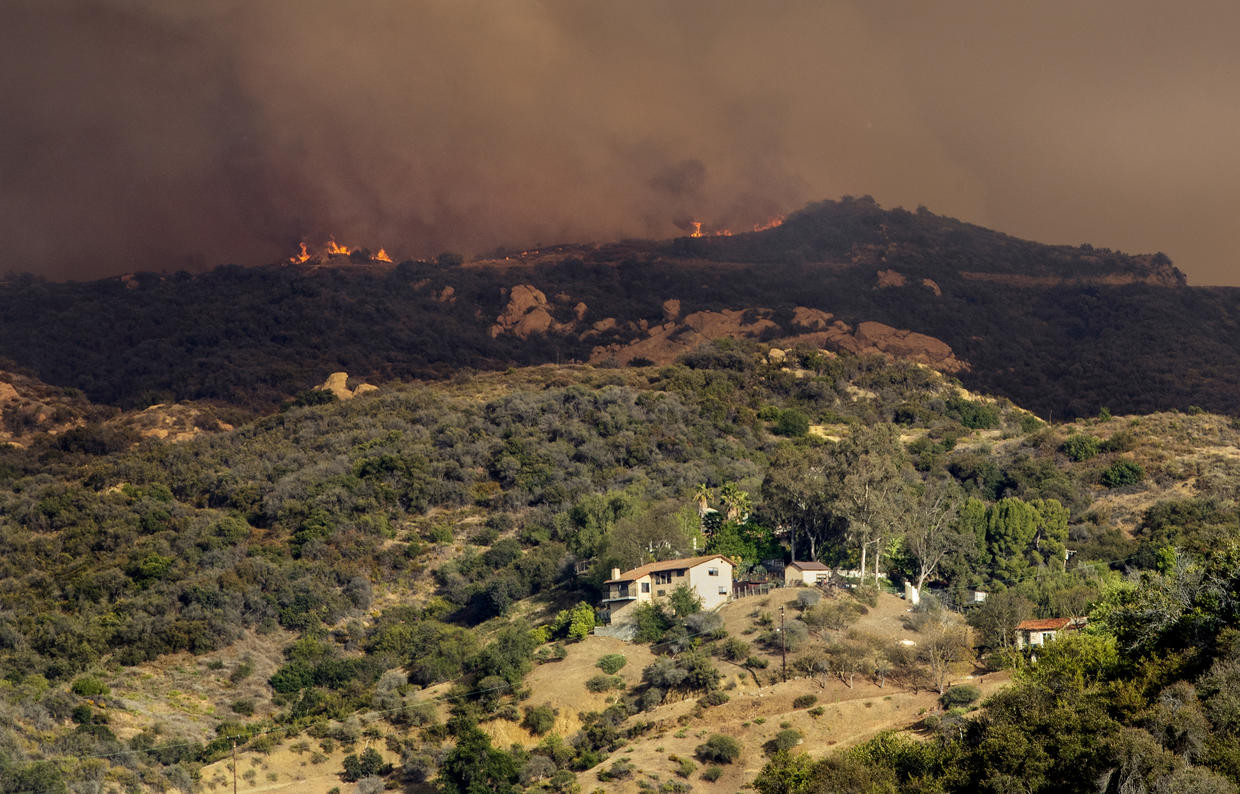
[1,343,1239,790]
[3,198,1239,420]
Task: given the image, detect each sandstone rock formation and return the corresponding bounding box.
[875,269,907,288]
[589,306,967,373]
[315,372,378,400]
[489,284,584,339]
[114,403,234,442]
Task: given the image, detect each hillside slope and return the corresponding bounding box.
[1,197,1237,419]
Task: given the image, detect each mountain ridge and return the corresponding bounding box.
[0,197,1225,420]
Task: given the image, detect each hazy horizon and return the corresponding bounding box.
[3,1,1237,284]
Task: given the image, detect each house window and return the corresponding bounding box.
[718,586,727,595]
[676,570,685,577]
[656,589,665,597]
[641,582,650,594]
[654,572,672,585]
[707,567,719,576]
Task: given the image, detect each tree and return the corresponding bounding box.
[437,726,519,793]
[967,589,1034,650]
[753,750,814,794]
[667,583,702,617]
[917,617,972,693]
[693,483,711,518]
[719,482,751,523]
[829,425,915,582]
[760,445,842,561]
[899,477,966,594]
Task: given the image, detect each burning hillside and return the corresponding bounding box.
[289,237,394,266]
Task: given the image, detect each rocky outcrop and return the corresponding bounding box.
[875,269,907,288]
[590,306,967,373]
[112,403,234,442]
[590,309,778,365]
[844,321,966,372]
[489,284,585,339]
[315,372,378,400]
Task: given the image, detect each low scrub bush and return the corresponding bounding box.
[940,684,981,709]
[695,734,741,764]
[792,694,818,709]
[596,653,627,674]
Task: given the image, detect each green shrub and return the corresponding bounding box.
[717,637,750,661]
[769,728,802,753]
[700,765,724,781]
[774,409,810,437]
[340,748,391,782]
[1061,434,1101,461]
[694,734,741,764]
[673,756,696,778]
[698,690,730,708]
[940,684,981,709]
[597,760,635,781]
[522,704,556,736]
[70,676,109,698]
[792,694,818,709]
[585,675,625,693]
[1101,460,1144,488]
[596,654,627,675]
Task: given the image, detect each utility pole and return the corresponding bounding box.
[232,739,238,794]
[780,606,787,682]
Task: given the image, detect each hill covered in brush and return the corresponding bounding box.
[1,196,1237,420]
[2,345,1240,790]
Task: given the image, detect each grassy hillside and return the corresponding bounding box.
[1,345,1238,791]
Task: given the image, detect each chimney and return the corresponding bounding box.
[611,568,621,581]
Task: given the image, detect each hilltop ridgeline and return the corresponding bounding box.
[0,196,1231,420]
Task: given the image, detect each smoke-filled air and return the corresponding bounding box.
[3,0,1239,282]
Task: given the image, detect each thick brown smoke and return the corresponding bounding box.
[2,0,1238,282]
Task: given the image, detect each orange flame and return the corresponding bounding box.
[326,236,351,256]
[752,215,785,232]
[373,248,393,263]
[289,242,310,264]
[689,221,703,238]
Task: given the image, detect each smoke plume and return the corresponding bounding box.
[2,1,1238,282]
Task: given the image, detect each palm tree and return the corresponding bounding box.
[719,482,751,523]
[693,483,711,518]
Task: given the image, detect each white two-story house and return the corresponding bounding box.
[601,554,734,625]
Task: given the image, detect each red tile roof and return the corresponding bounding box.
[1016,618,1073,631]
[788,561,830,571]
[605,554,731,583]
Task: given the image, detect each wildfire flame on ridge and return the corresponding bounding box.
[687,215,783,239]
[288,237,395,264]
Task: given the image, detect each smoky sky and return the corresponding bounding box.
[2,0,1238,284]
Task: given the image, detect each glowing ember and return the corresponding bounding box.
[373,248,393,263]
[326,236,351,256]
[289,242,310,264]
